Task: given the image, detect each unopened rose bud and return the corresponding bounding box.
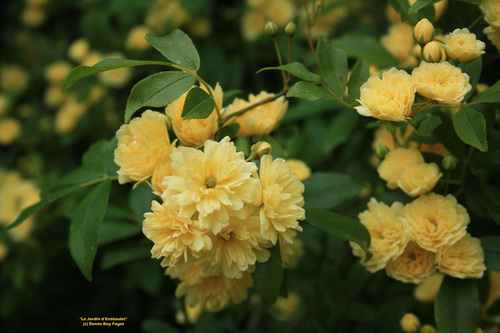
[251,141,272,159]
[375,144,390,159]
[285,21,297,36]
[442,155,457,171]
[414,18,435,45]
[265,21,279,37]
[400,313,420,333]
[423,41,445,63]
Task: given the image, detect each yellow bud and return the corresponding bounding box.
[413,18,435,45]
[422,41,445,63]
[400,313,420,333]
[251,141,272,159]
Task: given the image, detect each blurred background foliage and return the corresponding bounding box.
[0,0,499,332]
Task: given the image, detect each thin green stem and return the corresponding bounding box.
[272,37,288,89]
[79,175,118,188]
[221,91,286,124]
[468,13,485,30]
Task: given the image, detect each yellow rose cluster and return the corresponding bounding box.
[114,107,305,310]
[351,194,486,283]
[482,0,500,52]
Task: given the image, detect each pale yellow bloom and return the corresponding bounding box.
[241,11,267,41]
[413,19,435,45]
[386,241,436,284]
[68,39,91,62]
[166,84,222,147]
[420,324,437,333]
[404,193,469,252]
[146,0,189,34]
[54,95,89,133]
[126,26,151,51]
[386,0,448,23]
[45,61,72,85]
[378,148,424,189]
[413,273,444,303]
[381,23,417,66]
[308,5,347,39]
[270,292,301,321]
[256,154,305,245]
[397,162,442,197]
[44,85,66,108]
[350,198,409,272]
[484,26,500,51]
[0,118,21,145]
[21,5,46,28]
[400,313,420,333]
[355,68,415,122]
[1,65,29,94]
[264,0,295,27]
[143,201,212,272]
[412,61,471,105]
[98,54,132,88]
[482,0,500,28]
[436,233,486,279]
[162,137,259,234]
[114,110,174,184]
[187,18,212,38]
[81,51,103,67]
[151,162,173,197]
[444,28,486,62]
[225,91,288,137]
[286,159,311,181]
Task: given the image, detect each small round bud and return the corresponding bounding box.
[251,141,272,159]
[442,155,457,171]
[413,18,435,45]
[420,325,437,333]
[265,21,279,37]
[285,21,297,36]
[400,313,420,333]
[375,144,390,159]
[422,41,446,63]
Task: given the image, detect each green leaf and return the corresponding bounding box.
[347,59,370,104]
[82,138,119,175]
[218,123,240,140]
[181,87,215,119]
[69,179,111,281]
[481,236,500,271]
[459,57,482,101]
[252,242,284,304]
[100,243,151,269]
[409,0,438,13]
[125,71,196,123]
[146,30,200,71]
[332,33,398,68]
[434,112,466,159]
[98,220,141,246]
[129,184,155,221]
[287,81,339,101]
[47,168,104,191]
[257,62,321,82]
[453,107,488,152]
[317,37,348,96]
[63,59,165,91]
[435,276,480,333]
[305,207,371,260]
[477,80,500,103]
[323,110,359,153]
[418,115,443,136]
[0,185,79,235]
[303,172,364,210]
[451,0,481,4]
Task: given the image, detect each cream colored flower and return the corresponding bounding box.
[55,97,89,133]
[81,51,103,67]
[436,233,486,279]
[482,0,500,28]
[413,273,444,303]
[0,118,21,145]
[404,193,469,252]
[143,201,212,272]
[308,5,347,39]
[387,0,448,23]
[225,91,288,137]
[1,65,29,94]
[285,159,311,181]
[169,265,253,311]
[381,23,416,66]
[412,61,472,105]
[400,313,420,333]
[484,26,500,51]
[444,28,486,62]
[241,11,267,41]
[21,5,46,28]
[68,39,91,62]
[386,241,436,284]
[162,137,259,234]
[44,85,66,108]
[151,162,172,197]
[256,154,305,245]
[378,148,424,189]
[397,162,442,197]
[98,54,132,88]
[263,0,295,27]
[114,110,174,184]
[45,61,72,85]
[270,292,301,321]
[350,198,409,272]
[166,84,222,147]
[355,68,415,122]
[146,0,189,34]
[126,26,151,51]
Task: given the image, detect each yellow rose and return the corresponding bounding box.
[0,118,21,145]
[54,96,89,133]
[387,0,448,23]
[68,39,91,62]
[263,0,295,27]
[241,11,267,41]
[386,241,436,284]
[436,233,486,279]
[225,91,288,137]
[400,313,420,333]
[45,84,66,109]
[412,61,472,105]
[45,61,72,85]
[422,41,446,63]
[1,65,29,94]
[484,26,500,52]
[114,110,174,184]
[166,84,222,147]
[377,148,424,189]
[270,292,301,321]
[482,0,500,28]
[404,193,469,252]
[21,5,46,28]
[286,159,311,181]
[397,162,443,197]
[126,26,151,51]
[413,273,444,303]
[350,198,409,272]
[355,68,415,122]
[444,28,486,62]
[381,23,416,66]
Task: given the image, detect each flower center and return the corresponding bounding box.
[220,230,231,241]
[205,177,216,188]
